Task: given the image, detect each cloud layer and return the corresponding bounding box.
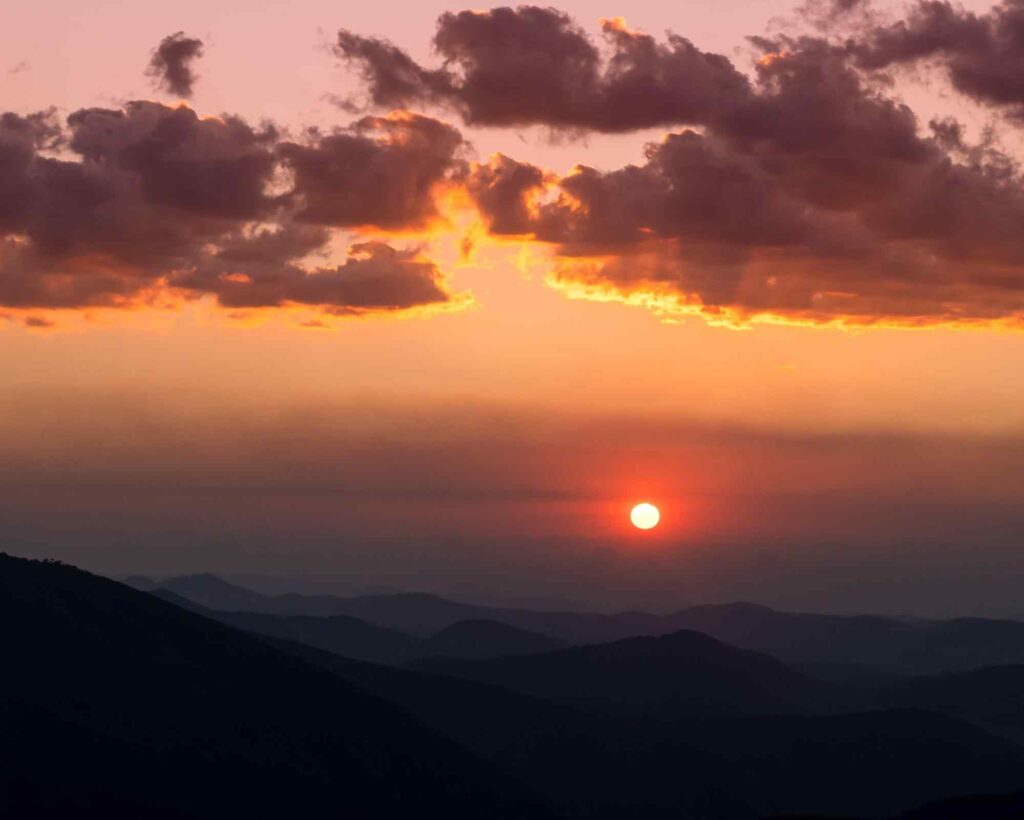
[0,103,466,320]
[341,3,1024,326]
[7,2,1024,328]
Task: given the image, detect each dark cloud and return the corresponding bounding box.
[467,154,545,235]
[174,239,455,312]
[849,1,1024,114]
[67,102,278,219]
[279,112,466,229]
[337,7,750,131]
[0,103,463,316]
[334,31,452,109]
[463,33,1024,325]
[10,5,1024,327]
[147,32,205,98]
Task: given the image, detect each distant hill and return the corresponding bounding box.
[151,588,422,664]
[126,572,272,611]
[876,664,1024,743]
[12,554,1024,819]
[152,590,564,664]
[418,619,566,659]
[138,575,1024,674]
[0,554,548,818]
[412,629,848,718]
[263,628,1024,819]
[666,603,1024,674]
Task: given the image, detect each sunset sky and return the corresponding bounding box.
[2,0,1024,616]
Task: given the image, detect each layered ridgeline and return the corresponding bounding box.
[0,554,549,819]
[5,555,1024,818]
[135,572,1024,674]
[151,587,567,664]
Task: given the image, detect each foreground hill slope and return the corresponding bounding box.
[0,554,547,819]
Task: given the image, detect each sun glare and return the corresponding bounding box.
[630,502,660,530]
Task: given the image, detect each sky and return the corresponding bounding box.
[2,0,1024,616]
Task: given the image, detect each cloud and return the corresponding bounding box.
[174,239,458,312]
[336,7,750,131]
[461,33,1024,326]
[10,4,1024,329]
[846,0,1024,115]
[279,112,466,229]
[0,103,465,318]
[147,32,205,98]
[467,154,546,235]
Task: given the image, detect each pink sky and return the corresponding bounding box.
[2,0,1023,615]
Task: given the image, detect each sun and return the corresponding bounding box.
[630,502,660,530]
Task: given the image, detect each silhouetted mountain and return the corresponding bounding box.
[261,628,1024,819]
[677,709,1024,818]
[120,573,157,589]
[667,603,1024,674]
[797,661,905,689]
[413,629,847,718]
[0,554,549,818]
[135,580,1024,817]
[137,574,664,639]
[151,587,422,664]
[266,637,766,819]
[420,619,566,659]
[130,571,271,611]
[899,789,1024,819]
[876,664,1024,742]
[144,575,1024,674]
[152,590,563,663]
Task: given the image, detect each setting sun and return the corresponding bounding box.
[630,503,660,530]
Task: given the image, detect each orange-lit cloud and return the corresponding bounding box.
[10,3,1024,330]
[0,103,469,324]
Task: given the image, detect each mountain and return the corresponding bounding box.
[151,587,422,664]
[140,575,1024,674]
[419,619,566,659]
[900,789,1024,819]
[0,554,548,819]
[127,571,272,611]
[265,637,767,819]
[876,664,1024,742]
[412,629,847,718]
[666,603,1024,674]
[152,590,563,663]
[685,710,1024,819]
[262,629,1024,819]
[22,556,1023,820]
